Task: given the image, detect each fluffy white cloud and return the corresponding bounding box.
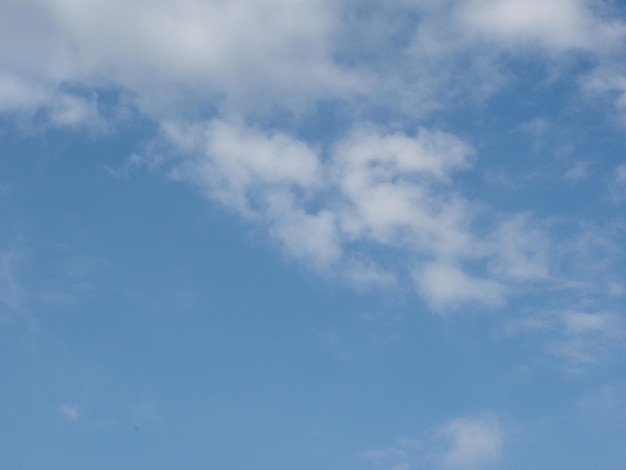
[415,261,506,310]
[166,119,341,268]
[165,117,619,308]
[332,127,474,254]
[580,66,626,127]
[1,0,624,310]
[166,119,505,298]
[167,120,323,216]
[2,0,625,122]
[440,417,504,470]
[14,0,365,117]
[455,0,625,53]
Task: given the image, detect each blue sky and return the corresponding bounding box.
[1,0,626,468]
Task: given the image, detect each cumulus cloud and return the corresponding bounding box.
[166,119,523,302]
[167,120,476,259]
[0,0,624,310]
[1,0,625,121]
[331,127,475,255]
[455,0,625,53]
[163,116,622,309]
[167,119,323,216]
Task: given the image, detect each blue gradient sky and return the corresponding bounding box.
[1,1,626,469]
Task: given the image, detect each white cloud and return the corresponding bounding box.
[486,214,551,282]
[610,163,626,201]
[440,417,504,470]
[44,0,365,115]
[580,67,626,126]
[331,127,475,256]
[2,0,624,123]
[509,309,626,367]
[166,119,341,269]
[0,72,49,112]
[59,404,81,421]
[165,117,618,310]
[266,195,341,267]
[360,416,504,470]
[415,262,506,310]
[167,120,515,304]
[0,0,623,312]
[563,161,590,181]
[455,0,625,53]
[167,120,323,216]
[360,447,411,470]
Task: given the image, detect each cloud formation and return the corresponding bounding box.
[360,415,504,470]
[0,0,625,311]
[439,417,504,470]
[508,309,626,368]
[165,118,565,307]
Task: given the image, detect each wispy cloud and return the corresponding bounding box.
[0,250,23,308]
[609,163,626,201]
[360,415,504,470]
[59,404,81,422]
[563,161,590,181]
[439,417,504,470]
[508,309,626,369]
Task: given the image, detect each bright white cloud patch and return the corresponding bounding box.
[440,417,504,469]
[415,262,506,310]
[456,0,624,52]
[164,114,592,308]
[166,119,549,304]
[167,120,479,274]
[0,0,623,311]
